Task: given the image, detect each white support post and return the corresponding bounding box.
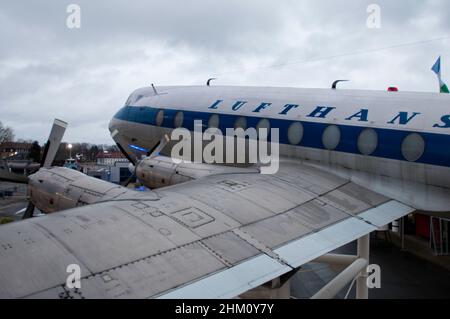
[356,234,370,299]
[311,258,368,299]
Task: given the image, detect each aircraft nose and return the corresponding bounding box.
[109,117,117,134]
[108,117,125,151]
[109,105,128,134]
[109,116,125,140]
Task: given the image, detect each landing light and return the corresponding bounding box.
[129,144,149,153]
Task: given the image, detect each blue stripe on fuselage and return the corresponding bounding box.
[113,105,450,168]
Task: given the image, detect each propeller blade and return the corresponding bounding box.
[120,163,136,187]
[41,119,68,168]
[120,135,169,187]
[148,134,170,158]
[14,207,27,216]
[111,129,137,165]
[22,202,35,220]
[121,174,135,187]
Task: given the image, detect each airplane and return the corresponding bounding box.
[0,160,35,184]
[0,84,449,299]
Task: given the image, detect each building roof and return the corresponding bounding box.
[0,142,32,151]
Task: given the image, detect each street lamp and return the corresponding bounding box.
[2,151,18,160]
[68,144,73,159]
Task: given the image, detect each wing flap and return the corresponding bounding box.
[157,254,291,299]
[157,201,414,299]
[358,200,414,228]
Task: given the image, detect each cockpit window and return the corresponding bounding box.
[125,94,144,106]
[125,95,133,106]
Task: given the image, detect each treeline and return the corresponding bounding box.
[0,121,14,143]
[11,141,119,164]
[1,121,120,164]
[54,143,120,164]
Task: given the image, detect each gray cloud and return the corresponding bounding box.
[0,0,449,144]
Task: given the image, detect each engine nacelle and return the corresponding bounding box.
[135,157,193,189]
[135,156,260,189]
[28,167,157,214]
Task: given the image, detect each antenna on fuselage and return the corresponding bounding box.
[151,83,159,95]
[332,80,349,89]
[207,78,217,86]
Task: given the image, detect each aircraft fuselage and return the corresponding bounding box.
[109,86,450,211]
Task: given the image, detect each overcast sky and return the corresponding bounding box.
[1,0,449,144]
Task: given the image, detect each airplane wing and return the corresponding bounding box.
[0,161,414,299]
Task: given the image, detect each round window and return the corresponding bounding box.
[256,119,271,139]
[322,125,341,150]
[156,110,164,126]
[174,111,184,128]
[208,114,220,128]
[357,128,378,155]
[288,122,304,145]
[401,133,425,162]
[234,117,247,130]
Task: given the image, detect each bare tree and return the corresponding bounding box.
[0,121,14,143]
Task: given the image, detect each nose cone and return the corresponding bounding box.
[108,111,139,165]
[109,115,119,135]
[109,114,124,142]
[110,104,129,135]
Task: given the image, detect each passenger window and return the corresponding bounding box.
[322,125,341,150]
[401,133,425,162]
[174,111,184,128]
[156,110,164,126]
[234,117,247,130]
[288,122,304,145]
[208,114,220,128]
[357,128,378,155]
[256,119,271,139]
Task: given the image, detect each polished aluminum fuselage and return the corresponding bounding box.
[109,86,450,211]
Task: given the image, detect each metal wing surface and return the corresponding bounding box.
[0,161,414,299]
